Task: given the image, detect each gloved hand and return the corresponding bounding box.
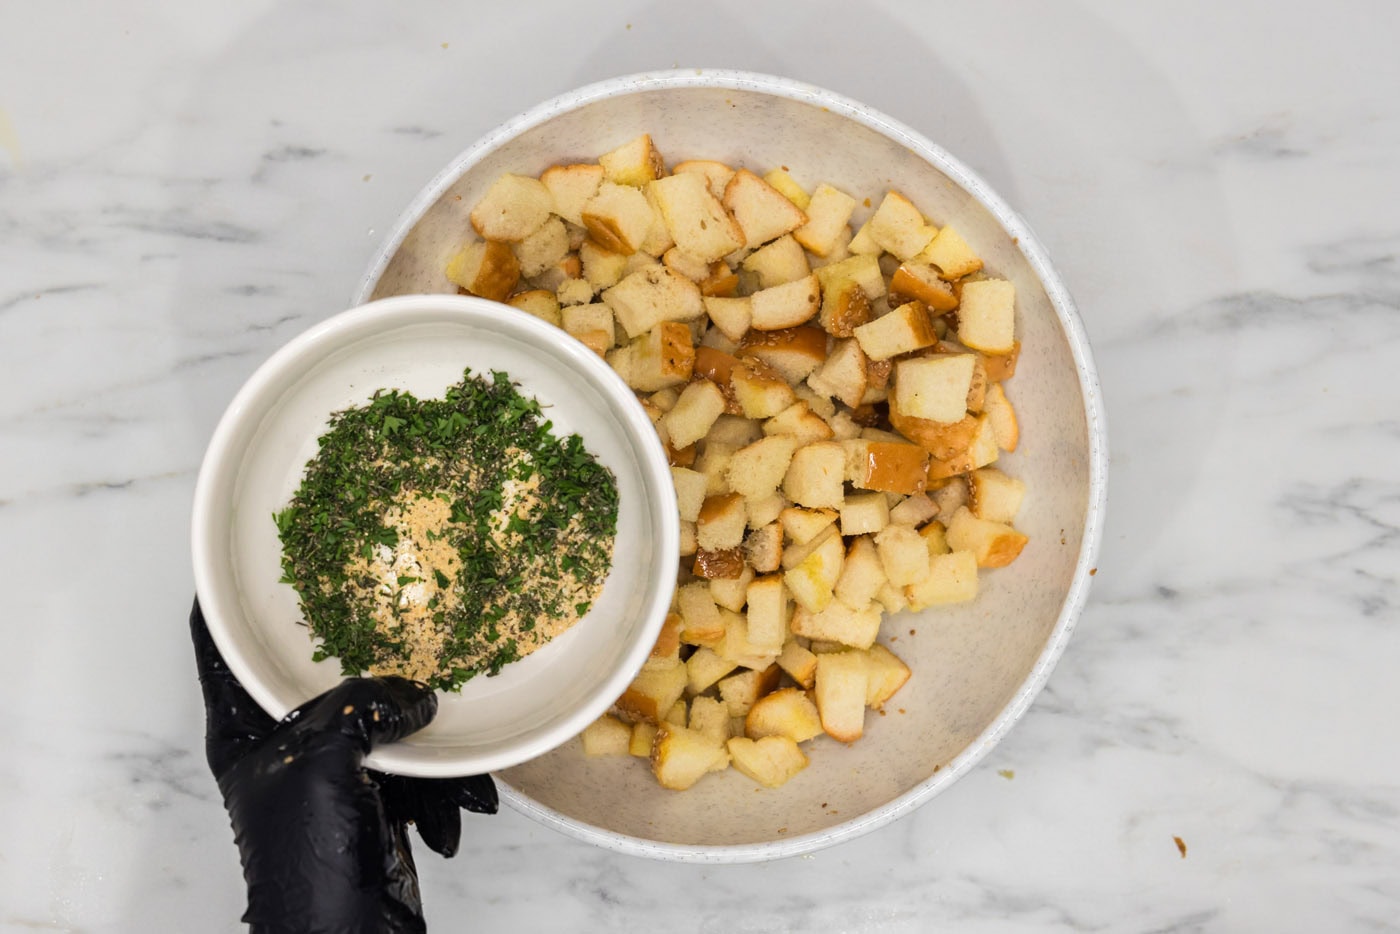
[190,599,497,933]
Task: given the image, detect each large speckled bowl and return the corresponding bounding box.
[355,70,1107,861]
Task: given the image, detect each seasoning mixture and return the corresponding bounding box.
[274,369,618,691]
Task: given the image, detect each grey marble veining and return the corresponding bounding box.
[3,1,1399,931]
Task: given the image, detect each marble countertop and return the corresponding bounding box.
[4,2,1397,930]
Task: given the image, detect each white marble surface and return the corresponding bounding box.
[3,1,1398,930]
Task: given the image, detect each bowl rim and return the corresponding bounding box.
[191,292,679,777]
[353,68,1108,862]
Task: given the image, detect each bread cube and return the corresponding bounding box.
[904,549,979,608]
[814,253,886,300]
[782,441,846,509]
[578,239,629,292]
[639,185,676,256]
[764,401,835,445]
[616,657,687,723]
[818,278,872,338]
[703,295,753,342]
[919,519,950,557]
[814,651,870,742]
[581,714,632,756]
[916,225,983,279]
[672,159,736,200]
[864,644,911,709]
[599,133,666,187]
[957,279,1016,354]
[651,722,728,790]
[580,181,653,254]
[853,301,939,361]
[834,535,887,610]
[676,581,724,646]
[894,354,977,423]
[846,217,880,255]
[783,528,844,612]
[692,546,747,580]
[539,163,605,226]
[842,439,929,495]
[731,358,797,418]
[945,506,1028,567]
[446,240,519,302]
[717,664,781,718]
[696,492,747,551]
[888,492,938,527]
[650,612,682,662]
[670,466,708,524]
[968,467,1026,523]
[555,277,594,306]
[875,580,909,614]
[866,190,937,260]
[511,215,570,278]
[629,720,658,757]
[983,382,1020,452]
[776,639,819,689]
[604,265,704,338]
[625,321,694,392]
[562,302,616,350]
[743,688,822,743]
[779,506,839,545]
[742,234,811,288]
[695,441,737,495]
[723,169,809,249]
[506,289,562,327]
[839,492,890,537]
[793,183,858,256]
[678,520,697,556]
[888,262,959,312]
[706,413,763,447]
[662,246,713,283]
[725,435,799,499]
[750,274,821,331]
[470,174,552,242]
[744,522,785,574]
[663,379,726,448]
[805,338,868,408]
[685,645,738,694]
[649,172,745,262]
[875,523,931,587]
[924,414,999,481]
[687,694,732,746]
[727,736,809,788]
[762,168,811,209]
[737,326,828,384]
[743,574,789,652]
[791,596,882,649]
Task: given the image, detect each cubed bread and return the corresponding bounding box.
[703,295,753,342]
[540,163,605,226]
[818,278,872,338]
[764,401,834,445]
[957,279,1016,353]
[744,688,823,743]
[581,714,632,756]
[865,190,937,260]
[888,262,959,312]
[513,216,570,278]
[649,172,746,262]
[839,492,890,537]
[446,240,519,302]
[629,720,658,757]
[779,506,839,545]
[762,168,811,209]
[670,466,708,523]
[725,435,799,499]
[842,439,929,495]
[791,598,882,650]
[744,574,789,652]
[672,159,736,200]
[782,441,846,509]
[833,535,887,610]
[776,639,819,689]
[737,326,828,384]
[626,321,695,392]
[793,183,858,256]
[904,549,979,608]
[968,467,1026,522]
[864,644,911,709]
[604,265,704,339]
[742,234,811,288]
[805,337,868,408]
[692,546,747,580]
[579,239,628,291]
[944,506,1028,567]
[470,173,553,242]
[894,354,977,423]
[814,253,886,299]
[687,694,733,746]
[750,274,821,330]
[783,527,845,612]
[717,664,781,718]
[506,288,562,327]
[562,302,616,350]
[662,246,713,282]
[723,169,809,249]
[663,378,727,448]
[726,735,809,788]
[696,492,748,551]
[744,522,785,574]
[852,301,939,360]
[916,225,982,279]
[731,358,797,418]
[874,523,931,587]
[814,651,869,742]
[685,646,738,694]
[616,657,688,723]
[709,563,756,611]
[580,180,654,255]
[983,382,1020,452]
[746,492,788,530]
[599,133,666,187]
[651,722,729,790]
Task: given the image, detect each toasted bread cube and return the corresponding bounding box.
[793,183,858,256]
[695,492,748,552]
[681,522,698,556]
[930,476,970,526]
[805,338,868,409]
[905,549,979,608]
[779,506,839,545]
[846,217,880,255]
[889,262,959,312]
[744,522,784,574]
[605,265,704,339]
[446,240,520,302]
[916,225,983,279]
[920,519,950,556]
[776,640,818,689]
[671,159,735,199]
[750,274,821,331]
[764,401,834,445]
[827,410,863,441]
[747,492,788,529]
[889,492,939,527]
[791,596,882,649]
[706,413,763,448]
[864,644,911,709]
[692,546,746,580]
[629,720,658,757]
[853,301,940,361]
[581,714,632,756]
[984,382,1020,452]
[866,191,937,260]
[842,439,930,495]
[599,133,665,187]
[561,302,616,350]
[604,342,636,384]
[555,277,594,306]
[670,466,708,524]
[676,581,725,646]
[745,574,789,651]
[783,528,845,613]
[876,581,909,614]
[539,163,605,226]
[814,253,886,300]
[818,278,872,338]
[616,658,688,723]
[709,563,756,612]
[639,185,675,256]
[742,234,811,288]
[650,612,683,662]
[969,467,1026,522]
[743,688,822,743]
[666,697,690,726]
[470,174,552,242]
[663,379,727,449]
[794,383,836,419]
[839,492,890,537]
[814,652,870,742]
[894,354,977,423]
[716,607,779,671]
[700,261,740,297]
[703,295,753,343]
[625,321,694,392]
[958,279,1016,353]
[924,414,999,481]
[662,246,713,283]
[731,358,796,418]
[834,535,887,610]
[783,441,846,509]
[688,694,733,745]
[875,523,931,587]
[695,441,737,496]
[685,647,737,696]
[762,168,811,209]
[649,172,745,263]
[512,215,570,278]
[506,288,562,327]
[890,400,978,460]
[725,435,799,500]
[945,506,1028,567]
[717,664,782,718]
[738,326,828,384]
[581,181,653,255]
[723,169,809,249]
[727,736,808,788]
[651,722,728,790]
[580,239,628,291]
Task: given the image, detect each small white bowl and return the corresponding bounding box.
[357,70,1107,860]
[191,294,678,777]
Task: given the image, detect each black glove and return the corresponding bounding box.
[190,599,497,933]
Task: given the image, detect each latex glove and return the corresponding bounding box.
[190,599,497,933]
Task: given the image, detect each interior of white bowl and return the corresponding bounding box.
[192,295,677,776]
[357,71,1105,859]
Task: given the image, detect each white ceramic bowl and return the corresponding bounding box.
[356,70,1107,860]
[192,294,678,776]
